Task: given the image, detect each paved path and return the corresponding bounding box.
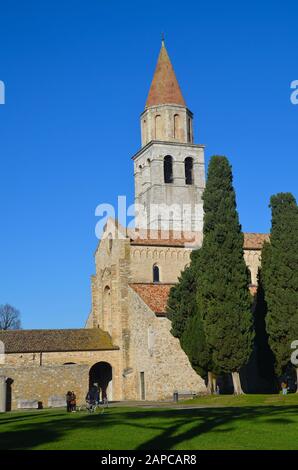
[109,400,206,410]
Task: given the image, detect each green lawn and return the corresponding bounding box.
[1,395,298,450]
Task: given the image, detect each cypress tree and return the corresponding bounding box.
[253,269,276,391]
[261,193,298,388]
[167,251,198,339]
[167,250,213,386]
[197,156,254,394]
[180,312,211,383]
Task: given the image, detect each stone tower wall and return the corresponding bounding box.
[141,104,193,146]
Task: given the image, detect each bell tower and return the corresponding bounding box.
[133,40,205,232]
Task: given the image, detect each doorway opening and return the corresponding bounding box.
[89,362,113,401]
[140,372,146,400]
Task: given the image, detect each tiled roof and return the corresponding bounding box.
[145,43,186,108]
[0,328,118,353]
[130,283,174,315]
[129,229,269,250]
[243,233,270,250]
[131,281,259,317]
[129,229,202,247]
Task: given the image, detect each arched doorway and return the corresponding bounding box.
[6,378,13,411]
[89,362,113,401]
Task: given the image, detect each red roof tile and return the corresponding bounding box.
[130,283,174,315]
[129,229,269,250]
[243,233,270,250]
[145,43,186,108]
[131,280,258,317]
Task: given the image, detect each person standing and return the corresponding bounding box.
[70,391,77,411]
[66,391,72,412]
[281,382,288,396]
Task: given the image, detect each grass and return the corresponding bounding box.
[182,392,298,407]
[1,394,298,450]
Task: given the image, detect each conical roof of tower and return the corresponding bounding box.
[145,42,186,108]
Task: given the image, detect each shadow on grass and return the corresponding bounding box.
[0,412,66,425]
[134,406,296,450]
[0,405,297,450]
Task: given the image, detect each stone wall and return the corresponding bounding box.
[130,245,192,283]
[140,105,194,146]
[130,245,262,286]
[1,348,122,409]
[133,142,205,231]
[125,287,206,400]
[244,249,262,285]
[0,364,89,411]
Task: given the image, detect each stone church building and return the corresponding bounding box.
[0,42,268,410]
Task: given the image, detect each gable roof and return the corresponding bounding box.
[130,283,174,315]
[130,280,260,318]
[0,328,118,354]
[129,229,269,250]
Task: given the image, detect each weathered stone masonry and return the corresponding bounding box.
[0,42,270,409]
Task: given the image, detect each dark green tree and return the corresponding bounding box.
[180,312,211,381]
[167,250,213,386]
[261,193,298,388]
[253,269,276,391]
[168,249,200,339]
[197,156,254,394]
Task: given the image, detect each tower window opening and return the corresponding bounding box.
[185,157,193,185]
[142,119,147,142]
[155,115,162,140]
[153,264,160,283]
[140,372,145,400]
[108,233,113,253]
[187,117,192,142]
[164,155,173,183]
[174,114,180,139]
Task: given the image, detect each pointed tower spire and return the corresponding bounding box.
[145,41,186,108]
[134,41,205,233]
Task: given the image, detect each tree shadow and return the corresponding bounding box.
[0,405,297,450]
[134,405,296,450]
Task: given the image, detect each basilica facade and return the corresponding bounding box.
[0,42,267,410]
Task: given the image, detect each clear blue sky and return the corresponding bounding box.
[0,0,297,329]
